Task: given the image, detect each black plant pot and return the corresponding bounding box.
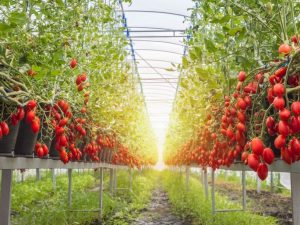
[14,119,38,156]
[49,138,60,158]
[0,121,20,154]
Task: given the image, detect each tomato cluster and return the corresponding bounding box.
[166,40,300,180]
[1,59,152,168]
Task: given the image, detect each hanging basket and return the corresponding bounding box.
[14,119,38,156]
[0,121,20,154]
[49,137,60,158]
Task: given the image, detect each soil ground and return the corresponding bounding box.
[213,181,292,225]
[134,188,192,225]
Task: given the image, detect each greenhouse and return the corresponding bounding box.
[0,0,300,225]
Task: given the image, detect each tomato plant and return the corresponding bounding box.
[0,0,157,166]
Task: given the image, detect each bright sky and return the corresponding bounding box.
[122,0,194,164]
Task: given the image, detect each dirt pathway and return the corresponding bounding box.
[134,188,191,225]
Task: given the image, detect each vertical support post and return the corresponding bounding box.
[270,172,274,193]
[257,175,261,194]
[36,168,41,181]
[21,171,24,182]
[291,173,300,225]
[211,169,216,215]
[242,170,246,210]
[109,168,113,194]
[185,166,190,191]
[99,167,104,221]
[114,168,117,193]
[68,169,72,207]
[200,169,204,185]
[129,168,133,192]
[0,169,13,225]
[51,169,56,190]
[204,169,209,200]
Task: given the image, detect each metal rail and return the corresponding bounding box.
[135,59,181,64]
[138,66,176,71]
[135,49,184,56]
[116,10,190,18]
[132,39,186,47]
[135,52,177,89]
[126,29,185,33]
[130,35,187,38]
[0,157,127,169]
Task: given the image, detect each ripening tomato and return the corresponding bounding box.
[274,135,286,149]
[244,96,252,107]
[290,138,300,155]
[292,35,299,44]
[59,135,68,147]
[273,97,285,110]
[59,118,68,127]
[0,122,9,136]
[255,73,264,84]
[273,83,285,97]
[42,144,49,156]
[267,89,275,105]
[76,75,82,85]
[290,116,300,133]
[17,108,25,120]
[31,119,40,133]
[279,108,291,121]
[237,111,246,123]
[70,58,77,68]
[237,98,247,110]
[278,120,289,137]
[257,163,268,180]
[26,111,35,123]
[35,147,44,158]
[78,84,84,92]
[278,43,292,55]
[238,71,246,82]
[262,148,275,164]
[251,138,264,156]
[274,67,287,79]
[266,116,275,129]
[247,153,260,171]
[81,73,87,82]
[237,123,246,133]
[26,100,37,111]
[27,69,36,77]
[291,102,300,115]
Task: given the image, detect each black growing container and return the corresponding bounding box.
[0,121,20,154]
[49,138,60,158]
[14,119,38,156]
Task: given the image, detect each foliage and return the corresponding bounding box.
[0,0,157,165]
[161,171,277,225]
[11,169,156,225]
[164,0,300,169]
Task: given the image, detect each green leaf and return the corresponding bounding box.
[204,39,216,52]
[195,67,209,80]
[228,27,243,36]
[51,70,61,76]
[8,12,27,26]
[193,46,202,58]
[0,23,11,32]
[182,56,188,69]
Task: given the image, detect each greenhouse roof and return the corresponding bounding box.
[122,0,194,158]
